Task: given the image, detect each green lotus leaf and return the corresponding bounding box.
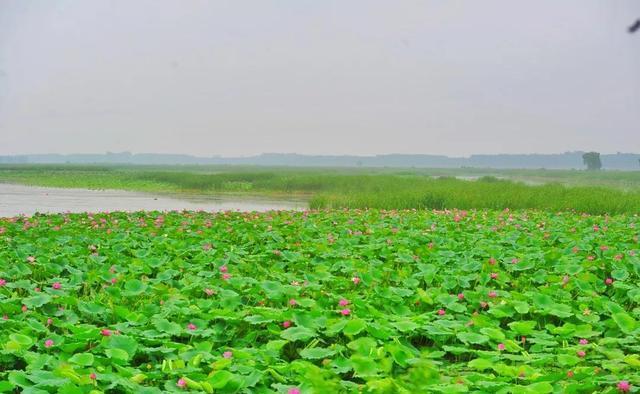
[299,347,336,359]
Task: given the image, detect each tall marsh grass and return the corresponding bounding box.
[1,165,639,214]
[309,177,640,214]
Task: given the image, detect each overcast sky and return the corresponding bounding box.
[1,1,639,157]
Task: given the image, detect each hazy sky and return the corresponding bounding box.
[1,1,639,157]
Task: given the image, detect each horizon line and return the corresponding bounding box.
[2,151,639,158]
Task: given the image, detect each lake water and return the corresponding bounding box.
[0,183,307,217]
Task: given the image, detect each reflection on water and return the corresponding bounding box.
[0,183,307,217]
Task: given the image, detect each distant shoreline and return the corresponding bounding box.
[1,152,639,170]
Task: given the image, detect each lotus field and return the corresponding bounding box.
[1,208,639,393]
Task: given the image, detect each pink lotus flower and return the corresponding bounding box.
[204,288,214,296]
[283,320,292,328]
[2,315,7,320]
[223,351,233,359]
[577,350,586,358]
[222,273,231,280]
[488,291,497,298]
[21,305,28,312]
[488,257,497,265]
[352,276,360,285]
[35,287,41,292]
[46,318,53,326]
[579,339,588,345]
[339,299,349,307]
[44,339,54,348]
[490,273,498,279]
[110,278,117,284]
[567,371,574,378]
[288,388,301,394]
[52,282,61,290]
[497,343,505,351]
[605,278,613,285]
[90,372,97,380]
[219,265,228,273]
[0,278,6,287]
[289,299,297,306]
[457,293,464,300]
[101,329,112,336]
[617,381,631,392]
[437,309,446,316]
[177,378,186,388]
[511,258,519,264]
[187,323,197,331]
[340,309,351,316]
[27,256,36,263]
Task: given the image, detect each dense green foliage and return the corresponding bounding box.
[1,165,640,214]
[583,153,603,172]
[308,177,640,214]
[0,209,638,393]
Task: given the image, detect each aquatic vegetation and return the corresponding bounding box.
[0,208,638,393]
[2,164,640,214]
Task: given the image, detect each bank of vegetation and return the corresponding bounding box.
[1,164,639,214]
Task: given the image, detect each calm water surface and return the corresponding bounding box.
[0,183,307,217]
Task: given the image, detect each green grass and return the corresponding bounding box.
[1,164,639,214]
[309,177,640,214]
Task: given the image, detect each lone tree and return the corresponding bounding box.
[582,152,602,171]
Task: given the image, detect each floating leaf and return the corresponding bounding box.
[280,327,316,341]
[299,347,336,359]
[456,332,489,345]
[343,319,367,336]
[508,321,537,336]
[244,315,274,325]
[153,318,182,335]
[612,313,637,334]
[23,294,52,308]
[123,279,147,296]
[68,353,94,366]
[468,358,493,371]
[350,355,379,377]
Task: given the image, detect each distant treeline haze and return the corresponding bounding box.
[1,152,639,170]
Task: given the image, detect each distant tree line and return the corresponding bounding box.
[1,152,639,170]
